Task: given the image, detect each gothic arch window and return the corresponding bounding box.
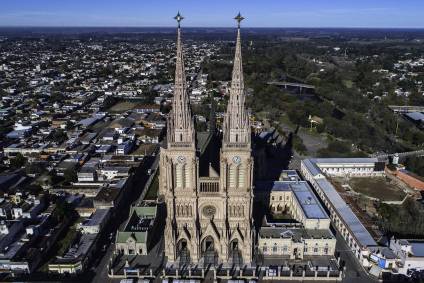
[175,164,186,188]
[238,164,245,188]
[185,164,190,188]
[228,165,238,188]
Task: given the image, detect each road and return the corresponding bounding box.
[372,149,424,160]
[91,155,159,283]
[334,233,378,283]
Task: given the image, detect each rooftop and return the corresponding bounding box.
[290,182,328,219]
[82,208,110,227]
[315,178,376,247]
[256,179,329,220]
[259,226,334,241]
[56,233,97,262]
[313,158,378,165]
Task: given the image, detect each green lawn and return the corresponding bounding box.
[342,79,353,88]
[108,101,144,113]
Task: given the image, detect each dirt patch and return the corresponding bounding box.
[348,177,406,202]
[108,101,139,113]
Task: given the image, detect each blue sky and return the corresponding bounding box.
[0,0,422,28]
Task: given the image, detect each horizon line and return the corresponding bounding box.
[1,25,424,30]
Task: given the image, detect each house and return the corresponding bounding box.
[390,238,424,275]
[78,208,110,234]
[136,128,161,144]
[115,140,133,155]
[115,206,158,255]
[135,104,160,114]
[6,129,31,139]
[48,233,98,274]
[77,167,98,182]
[99,166,131,180]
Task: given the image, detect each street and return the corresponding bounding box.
[91,155,159,283]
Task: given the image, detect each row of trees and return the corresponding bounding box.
[405,156,424,177]
[242,37,424,156]
[377,198,424,237]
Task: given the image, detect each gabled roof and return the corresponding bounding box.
[116,231,147,244]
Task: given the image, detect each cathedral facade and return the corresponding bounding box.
[159,13,254,266]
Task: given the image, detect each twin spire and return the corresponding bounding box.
[223,12,250,145]
[168,11,194,144]
[168,12,249,146]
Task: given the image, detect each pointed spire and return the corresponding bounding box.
[223,13,250,146]
[231,12,244,98]
[167,12,194,145]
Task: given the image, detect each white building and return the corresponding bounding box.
[312,158,383,177]
[256,171,337,260]
[301,159,378,267]
[98,166,131,180]
[78,208,110,234]
[390,239,424,275]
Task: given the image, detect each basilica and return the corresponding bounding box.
[158,12,254,266]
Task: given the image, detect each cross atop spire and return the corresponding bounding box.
[174,11,184,28]
[234,12,244,28]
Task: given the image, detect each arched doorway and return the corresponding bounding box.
[201,236,218,266]
[177,239,190,265]
[229,239,243,266]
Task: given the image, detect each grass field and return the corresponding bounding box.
[108,101,140,113]
[348,177,406,202]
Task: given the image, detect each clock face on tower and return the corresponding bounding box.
[232,156,241,164]
[177,156,186,163]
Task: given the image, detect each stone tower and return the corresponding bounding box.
[221,12,254,264]
[160,12,253,267]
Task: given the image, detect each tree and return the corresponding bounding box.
[10,153,27,169]
[63,168,77,184]
[25,162,45,175]
[405,156,424,177]
[54,200,75,221]
[292,134,307,155]
[48,170,63,185]
[47,129,68,144]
